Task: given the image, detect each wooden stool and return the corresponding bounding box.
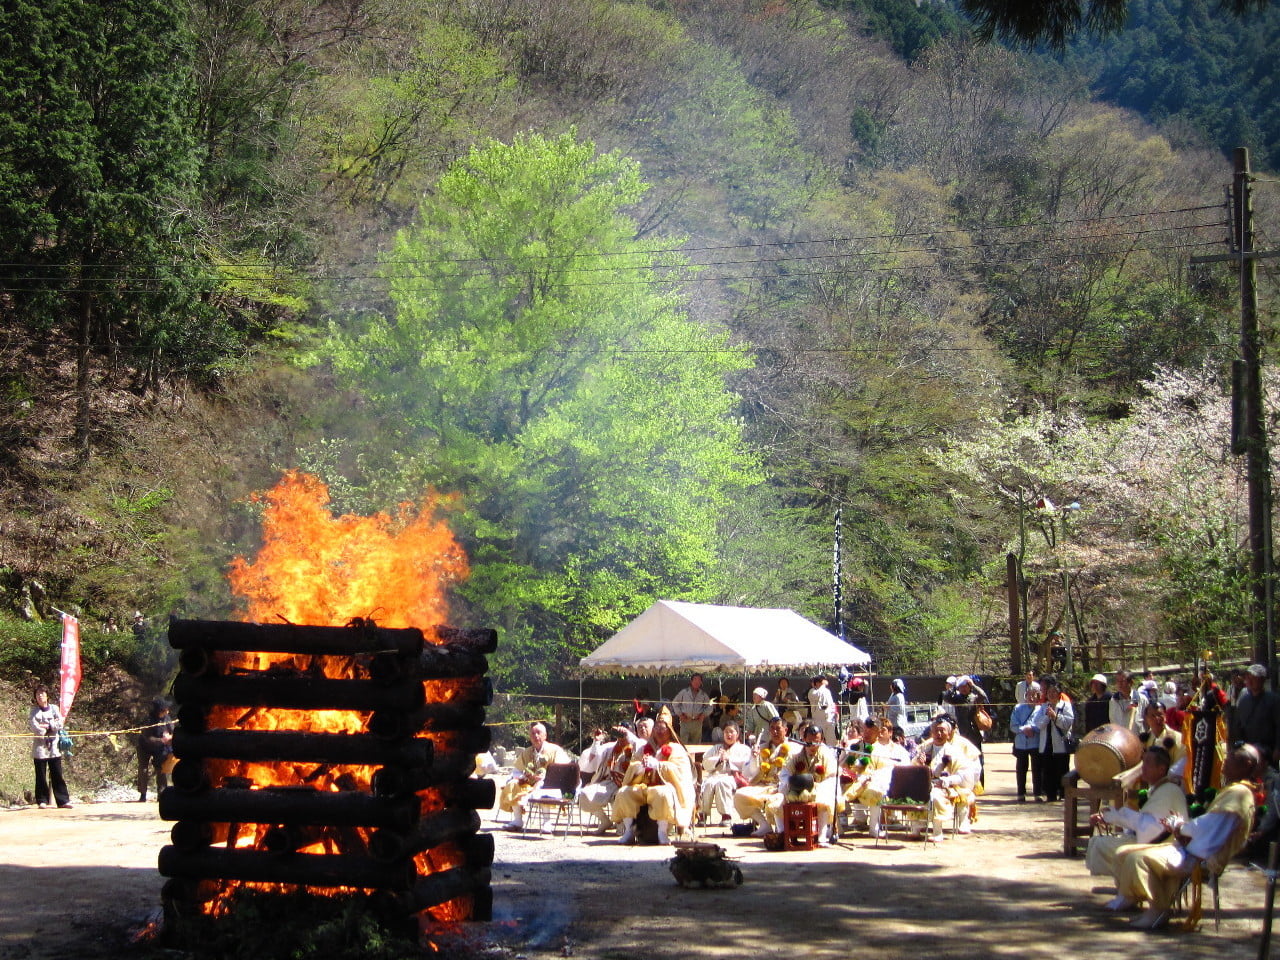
[1062,773,1123,857]
[783,802,817,851]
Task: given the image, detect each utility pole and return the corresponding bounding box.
[1196,147,1275,683]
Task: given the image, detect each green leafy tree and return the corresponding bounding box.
[328,130,760,680]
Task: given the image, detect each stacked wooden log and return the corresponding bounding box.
[158,618,495,926]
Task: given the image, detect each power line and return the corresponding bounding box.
[0,204,1225,275]
[0,235,1223,295]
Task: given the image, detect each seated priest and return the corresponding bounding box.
[844,717,912,839]
[1085,745,1188,881]
[1108,744,1260,930]
[733,716,794,837]
[577,727,636,833]
[612,709,696,845]
[913,714,982,842]
[498,721,571,831]
[1138,702,1187,781]
[698,721,752,825]
[767,722,839,845]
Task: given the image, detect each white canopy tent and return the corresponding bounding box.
[579,600,870,676]
[573,600,872,749]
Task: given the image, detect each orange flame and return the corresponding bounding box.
[199,471,474,920]
[228,470,468,627]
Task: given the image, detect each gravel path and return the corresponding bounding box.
[0,752,1271,959]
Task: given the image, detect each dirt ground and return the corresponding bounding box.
[0,751,1273,960]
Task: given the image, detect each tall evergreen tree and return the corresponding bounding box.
[0,0,214,458]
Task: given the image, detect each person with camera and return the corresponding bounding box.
[136,697,175,802]
[1108,670,1147,734]
[28,685,71,809]
[947,675,991,785]
[1032,676,1076,802]
[1228,663,1280,767]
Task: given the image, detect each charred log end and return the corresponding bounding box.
[433,626,498,653]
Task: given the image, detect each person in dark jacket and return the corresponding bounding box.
[1083,673,1110,733]
[137,698,175,802]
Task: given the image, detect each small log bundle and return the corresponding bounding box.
[158,617,495,926]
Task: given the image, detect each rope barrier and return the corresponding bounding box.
[0,721,170,741]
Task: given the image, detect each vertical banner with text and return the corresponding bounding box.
[59,613,81,718]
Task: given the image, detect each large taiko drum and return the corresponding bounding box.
[1074,724,1143,787]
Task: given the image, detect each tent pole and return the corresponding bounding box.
[578,675,584,752]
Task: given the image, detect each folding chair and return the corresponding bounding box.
[1166,861,1224,931]
[875,764,931,844]
[524,762,581,837]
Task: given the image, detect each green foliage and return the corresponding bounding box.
[328,130,760,682]
[828,0,967,59]
[164,891,434,960]
[0,616,146,678]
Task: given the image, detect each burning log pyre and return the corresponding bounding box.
[158,616,495,931]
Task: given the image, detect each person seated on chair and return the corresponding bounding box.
[845,717,912,838]
[733,716,794,837]
[577,727,635,833]
[1108,744,1261,930]
[1137,702,1187,780]
[699,721,752,825]
[913,714,981,842]
[1085,746,1188,881]
[768,723,839,845]
[612,710,695,845]
[497,721,571,831]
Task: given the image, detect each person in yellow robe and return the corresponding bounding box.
[767,723,839,845]
[612,712,695,845]
[844,718,912,839]
[733,716,794,837]
[497,721,571,830]
[913,714,981,841]
[1085,746,1188,880]
[1109,744,1260,929]
[1138,702,1187,781]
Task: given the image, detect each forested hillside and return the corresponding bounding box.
[1,0,1276,689]
[1059,0,1280,167]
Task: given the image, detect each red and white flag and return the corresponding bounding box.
[59,612,81,718]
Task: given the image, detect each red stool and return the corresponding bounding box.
[783,802,817,851]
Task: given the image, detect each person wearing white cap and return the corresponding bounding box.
[937,677,958,719]
[886,679,907,731]
[744,687,779,744]
[1229,664,1280,766]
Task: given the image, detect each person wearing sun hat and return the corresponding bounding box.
[1083,673,1110,733]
